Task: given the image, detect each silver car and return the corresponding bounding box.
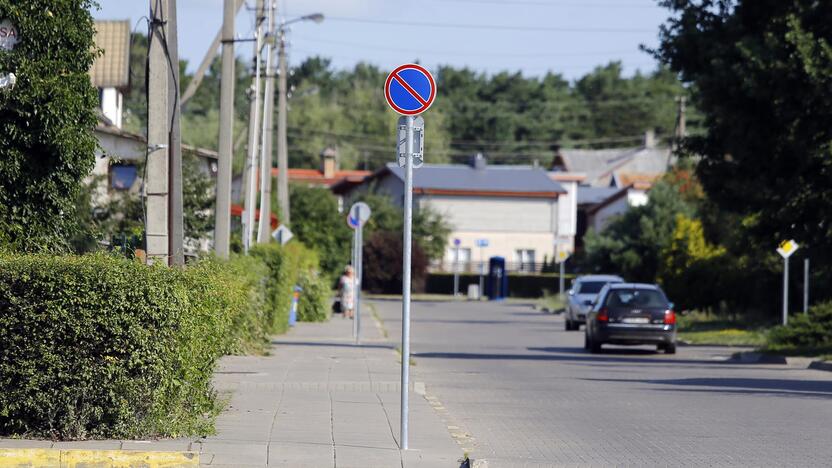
[565,275,623,331]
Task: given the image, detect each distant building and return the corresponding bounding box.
[338,155,571,272]
[89,20,130,129]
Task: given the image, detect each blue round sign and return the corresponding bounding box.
[384,63,436,116]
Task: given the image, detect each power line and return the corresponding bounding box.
[290,35,643,59]
[325,16,655,34]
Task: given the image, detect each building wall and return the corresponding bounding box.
[419,194,559,266]
[591,194,629,233]
[100,87,123,128]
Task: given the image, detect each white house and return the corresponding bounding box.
[341,155,572,272]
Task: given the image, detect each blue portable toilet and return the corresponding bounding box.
[486,256,508,300]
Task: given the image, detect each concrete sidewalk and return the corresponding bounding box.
[1,308,462,468]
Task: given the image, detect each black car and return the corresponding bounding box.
[585,283,677,354]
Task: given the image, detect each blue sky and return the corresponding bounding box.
[91,0,669,80]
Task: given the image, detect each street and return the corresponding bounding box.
[372,299,832,467]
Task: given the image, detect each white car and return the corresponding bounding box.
[565,275,623,331]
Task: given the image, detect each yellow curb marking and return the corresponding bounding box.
[0,448,198,468]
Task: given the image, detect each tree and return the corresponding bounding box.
[287,184,352,276]
[362,230,428,294]
[653,0,832,275]
[0,0,100,252]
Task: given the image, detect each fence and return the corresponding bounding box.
[430,261,560,275]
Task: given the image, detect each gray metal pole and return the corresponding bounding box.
[400,115,415,450]
[243,0,264,253]
[356,225,363,344]
[478,247,484,299]
[276,29,290,226]
[215,0,236,259]
[559,260,565,298]
[803,258,809,314]
[783,257,789,326]
[453,245,459,296]
[167,0,184,266]
[147,0,171,264]
[352,226,358,339]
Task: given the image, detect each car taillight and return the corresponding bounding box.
[664,310,676,325]
[597,308,609,322]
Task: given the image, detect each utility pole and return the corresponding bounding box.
[215,0,236,259]
[243,0,265,252]
[147,0,171,265]
[257,0,277,243]
[676,96,686,139]
[276,27,290,226]
[167,0,184,266]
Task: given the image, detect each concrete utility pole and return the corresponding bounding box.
[243,0,265,252]
[276,27,290,226]
[167,0,184,266]
[180,0,245,106]
[257,1,277,243]
[147,0,171,264]
[676,96,686,139]
[215,0,236,259]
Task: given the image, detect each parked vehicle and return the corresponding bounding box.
[565,275,623,330]
[585,283,677,354]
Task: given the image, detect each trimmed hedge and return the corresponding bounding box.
[765,302,832,355]
[0,243,330,439]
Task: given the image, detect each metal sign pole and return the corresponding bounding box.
[356,224,363,344]
[400,114,415,451]
[804,258,809,314]
[559,260,565,298]
[783,257,789,326]
[453,245,460,296]
[479,246,485,298]
[353,226,359,339]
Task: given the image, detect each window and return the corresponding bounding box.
[514,249,536,272]
[604,289,668,308]
[447,247,472,272]
[576,281,609,295]
[110,164,138,191]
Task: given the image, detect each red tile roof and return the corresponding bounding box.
[269,168,372,187]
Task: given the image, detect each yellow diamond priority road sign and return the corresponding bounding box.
[776,239,799,259]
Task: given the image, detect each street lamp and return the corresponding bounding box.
[274,13,324,227]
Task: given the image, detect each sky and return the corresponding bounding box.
[91,0,670,80]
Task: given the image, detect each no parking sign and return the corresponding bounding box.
[384,63,436,116]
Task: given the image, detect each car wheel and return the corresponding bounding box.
[565,319,573,331]
[584,332,590,350]
[589,335,602,353]
[664,343,676,354]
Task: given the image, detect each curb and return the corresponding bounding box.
[808,360,832,372]
[729,352,832,372]
[0,448,198,467]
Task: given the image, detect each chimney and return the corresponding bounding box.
[320,146,338,179]
[644,129,656,149]
[471,152,486,170]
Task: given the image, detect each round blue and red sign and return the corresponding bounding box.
[384,64,436,116]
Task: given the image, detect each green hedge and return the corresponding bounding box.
[764,302,832,356]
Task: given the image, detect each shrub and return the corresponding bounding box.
[0,252,269,439]
[765,302,832,355]
[298,269,330,322]
[362,231,428,294]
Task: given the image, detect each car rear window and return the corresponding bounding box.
[604,289,667,308]
[576,281,608,294]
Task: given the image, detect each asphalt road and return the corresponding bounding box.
[371,299,832,467]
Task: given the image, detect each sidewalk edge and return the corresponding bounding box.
[0,448,198,467]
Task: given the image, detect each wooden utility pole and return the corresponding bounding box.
[257,0,277,243]
[147,0,171,264]
[167,0,184,265]
[276,27,290,226]
[215,0,236,259]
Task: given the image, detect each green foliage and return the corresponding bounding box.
[0,0,100,252]
[765,302,832,356]
[582,175,697,282]
[655,0,832,296]
[287,184,352,276]
[182,155,215,241]
[297,269,330,322]
[0,252,273,439]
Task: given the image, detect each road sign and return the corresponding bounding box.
[398,116,424,168]
[556,250,570,263]
[453,238,461,246]
[777,239,799,258]
[384,63,436,116]
[347,202,371,229]
[271,225,293,245]
[476,239,489,248]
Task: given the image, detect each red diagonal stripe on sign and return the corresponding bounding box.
[393,72,428,106]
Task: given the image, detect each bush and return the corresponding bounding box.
[0,252,269,439]
[297,269,330,322]
[362,231,428,294]
[765,302,832,355]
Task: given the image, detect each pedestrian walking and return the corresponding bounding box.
[339,266,356,319]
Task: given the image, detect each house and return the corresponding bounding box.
[338,155,570,273]
[548,131,673,249]
[90,20,130,129]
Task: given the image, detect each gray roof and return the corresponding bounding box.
[384,163,564,194]
[577,186,619,205]
[558,147,673,187]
